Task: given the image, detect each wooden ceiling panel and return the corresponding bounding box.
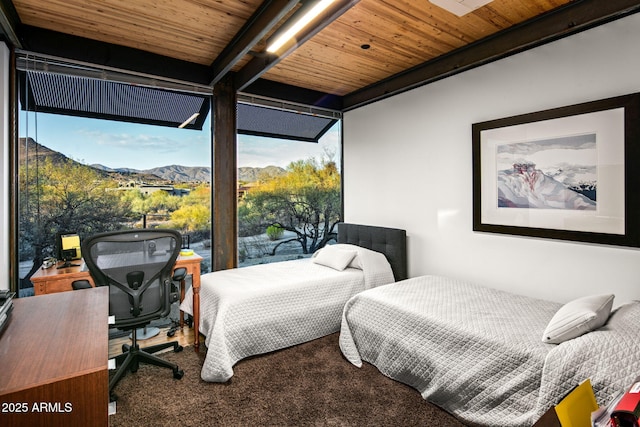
[6,0,632,106]
[12,0,263,66]
[262,46,383,96]
[263,0,573,95]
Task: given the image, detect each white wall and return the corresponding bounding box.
[0,43,8,291]
[344,13,640,305]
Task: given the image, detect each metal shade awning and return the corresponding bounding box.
[19,70,210,130]
[18,70,339,141]
[237,103,337,143]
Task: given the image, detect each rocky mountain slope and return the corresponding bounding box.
[20,137,285,183]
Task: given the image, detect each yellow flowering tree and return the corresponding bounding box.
[169,184,211,232]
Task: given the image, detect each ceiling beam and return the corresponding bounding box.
[243,77,343,110]
[12,0,635,115]
[0,0,21,48]
[210,0,298,86]
[18,26,213,86]
[13,23,341,110]
[234,0,360,91]
[343,0,640,111]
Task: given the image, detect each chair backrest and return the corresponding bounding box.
[81,229,182,330]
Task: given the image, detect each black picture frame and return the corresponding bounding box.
[472,92,640,247]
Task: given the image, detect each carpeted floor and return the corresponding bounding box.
[109,333,467,427]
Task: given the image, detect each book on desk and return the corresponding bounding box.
[0,289,14,335]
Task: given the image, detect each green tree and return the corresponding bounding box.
[169,184,211,232]
[118,189,147,216]
[170,204,210,231]
[20,158,132,284]
[238,157,341,254]
[119,188,181,218]
[145,190,181,213]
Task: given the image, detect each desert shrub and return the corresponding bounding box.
[266,224,284,240]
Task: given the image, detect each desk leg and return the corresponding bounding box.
[189,262,201,351]
[179,279,185,329]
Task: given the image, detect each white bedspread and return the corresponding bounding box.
[181,244,394,382]
[340,275,640,427]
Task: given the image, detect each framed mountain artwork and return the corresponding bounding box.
[472,92,640,247]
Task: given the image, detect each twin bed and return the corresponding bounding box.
[180,222,638,426]
[180,223,407,382]
[340,275,640,427]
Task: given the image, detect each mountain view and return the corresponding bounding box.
[19,137,285,183]
[91,163,286,183]
[17,135,341,295]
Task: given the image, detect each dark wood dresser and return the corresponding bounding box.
[0,287,109,426]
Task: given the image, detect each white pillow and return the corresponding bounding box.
[312,246,357,271]
[328,244,363,269]
[542,294,615,344]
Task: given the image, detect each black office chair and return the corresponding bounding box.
[81,229,185,400]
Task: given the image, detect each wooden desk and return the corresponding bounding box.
[30,254,203,349]
[0,287,109,427]
[177,254,202,349]
[30,260,96,294]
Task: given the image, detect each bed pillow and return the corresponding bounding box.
[312,245,358,271]
[329,244,364,270]
[542,294,615,344]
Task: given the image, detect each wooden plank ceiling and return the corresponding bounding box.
[4,0,639,110]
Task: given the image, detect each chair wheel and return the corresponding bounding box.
[167,329,176,337]
[174,345,183,353]
[174,369,184,379]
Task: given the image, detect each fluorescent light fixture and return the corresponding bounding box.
[429,0,493,17]
[267,0,337,54]
[178,113,199,128]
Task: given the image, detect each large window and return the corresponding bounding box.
[15,58,343,296]
[237,120,342,266]
[17,77,213,297]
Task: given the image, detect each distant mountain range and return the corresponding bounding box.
[91,163,212,182]
[19,137,285,183]
[91,164,286,183]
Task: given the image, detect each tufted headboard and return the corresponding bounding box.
[337,223,407,281]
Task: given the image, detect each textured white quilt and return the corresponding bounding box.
[340,275,640,427]
[181,244,394,382]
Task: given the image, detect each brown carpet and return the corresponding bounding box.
[109,333,467,427]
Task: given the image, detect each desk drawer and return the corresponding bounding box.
[33,274,95,295]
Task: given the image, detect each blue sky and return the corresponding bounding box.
[21,112,341,170]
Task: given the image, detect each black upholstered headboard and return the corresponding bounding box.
[337,223,407,281]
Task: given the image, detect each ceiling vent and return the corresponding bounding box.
[429,0,493,17]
